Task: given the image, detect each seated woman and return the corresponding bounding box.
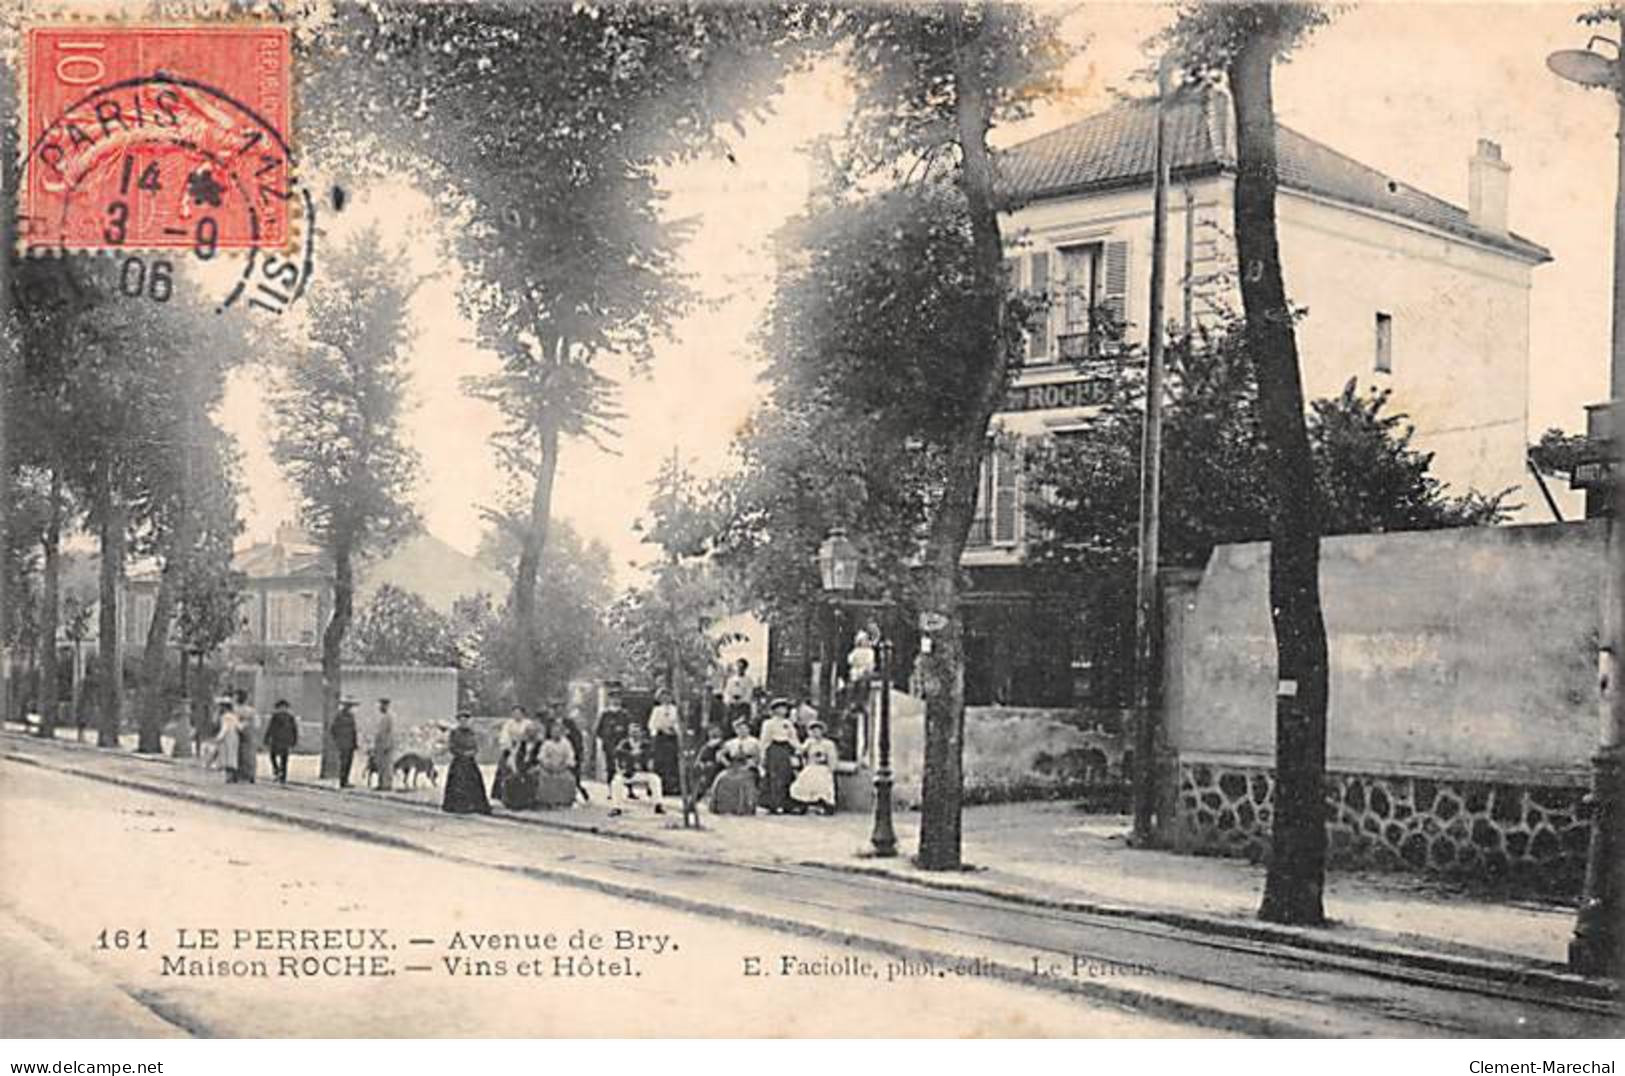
[535,720,578,808]
[790,719,839,816]
[708,717,761,816]
[490,704,529,803]
[442,712,492,815]
[500,721,542,811]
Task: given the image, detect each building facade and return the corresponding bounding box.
[957,88,1551,710]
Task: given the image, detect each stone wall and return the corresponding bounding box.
[1162,521,1607,893]
[1174,759,1590,895]
[883,697,1127,808]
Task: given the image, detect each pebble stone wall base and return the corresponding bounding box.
[1174,761,1591,896]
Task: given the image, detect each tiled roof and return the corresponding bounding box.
[998,90,1551,265]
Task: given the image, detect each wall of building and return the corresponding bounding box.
[1274,190,1537,513]
[1000,175,1542,525]
[1163,520,1606,891]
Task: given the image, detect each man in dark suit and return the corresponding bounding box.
[331,697,359,788]
[265,699,299,783]
[595,690,629,784]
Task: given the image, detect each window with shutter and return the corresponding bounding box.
[968,455,994,547]
[1027,251,1050,362]
[1058,244,1101,360]
[993,443,1020,545]
[1101,239,1130,354]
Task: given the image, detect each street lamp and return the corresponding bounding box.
[817,527,898,858]
[1548,32,1625,979]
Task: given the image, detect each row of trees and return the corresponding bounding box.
[1,0,1533,929]
[286,0,1495,920]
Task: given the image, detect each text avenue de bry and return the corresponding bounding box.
[91,925,1152,985]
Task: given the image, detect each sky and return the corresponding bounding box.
[220,2,1617,581]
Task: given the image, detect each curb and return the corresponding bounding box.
[800,861,1615,1004]
[6,729,1614,1007]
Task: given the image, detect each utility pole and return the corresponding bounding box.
[1548,28,1625,979]
[1131,56,1174,848]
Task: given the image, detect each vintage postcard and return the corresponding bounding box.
[0,0,1621,1045]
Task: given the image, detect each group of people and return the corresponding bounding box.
[488,705,588,811]
[202,670,853,823]
[698,695,840,816]
[204,690,300,785]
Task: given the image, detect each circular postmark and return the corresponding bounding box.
[21,72,317,315]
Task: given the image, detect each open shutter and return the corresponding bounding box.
[993,443,1020,544]
[1100,239,1130,355]
[1021,449,1047,545]
[1027,250,1050,362]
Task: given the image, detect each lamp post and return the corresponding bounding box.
[1548,33,1625,979]
[817,527,898,858]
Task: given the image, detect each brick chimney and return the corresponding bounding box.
[1468,138,1510,237]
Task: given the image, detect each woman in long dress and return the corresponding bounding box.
[535,721,577,808]
[790,720,839,815]
[442,713,492,814]
[757,698,801,814]
[708,718,760,816]
[647,688,682,795]
[216,699,242,784]
[237,704,260,784]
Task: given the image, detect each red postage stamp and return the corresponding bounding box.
[22,24,293,254]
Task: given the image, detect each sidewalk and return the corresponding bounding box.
[6,724,1589,981]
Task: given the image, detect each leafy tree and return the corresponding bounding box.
[348,583,459,667]
[300,4,815,704]
[750,3,1069,869]
[1028,324,1511,702]
[613,457,738,703]
[471,519,624,708]
[126,287,250,754]
[270,224,421,776]
[7,254,230,748]
[1161,0,1335,924]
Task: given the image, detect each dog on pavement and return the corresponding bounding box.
[393,752,439,790]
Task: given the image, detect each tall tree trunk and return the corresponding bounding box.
[37,465,62,737]
[916,21,1014,871]
[320,541,354,778]
[511,407,561,704]
[137,534,183,754]
[1228,35,1330,926]
[96,464,125,748]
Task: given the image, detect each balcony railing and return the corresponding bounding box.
[1055,331,1097,362]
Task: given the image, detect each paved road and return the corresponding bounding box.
[2,737,1619,1038]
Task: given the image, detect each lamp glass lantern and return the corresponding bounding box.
[818,527,859,593]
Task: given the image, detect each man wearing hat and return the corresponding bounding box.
[331,697,360,789]
[265,699,299,784]
[757,697,802,814]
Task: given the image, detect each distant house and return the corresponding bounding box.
[122,522,506,665]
